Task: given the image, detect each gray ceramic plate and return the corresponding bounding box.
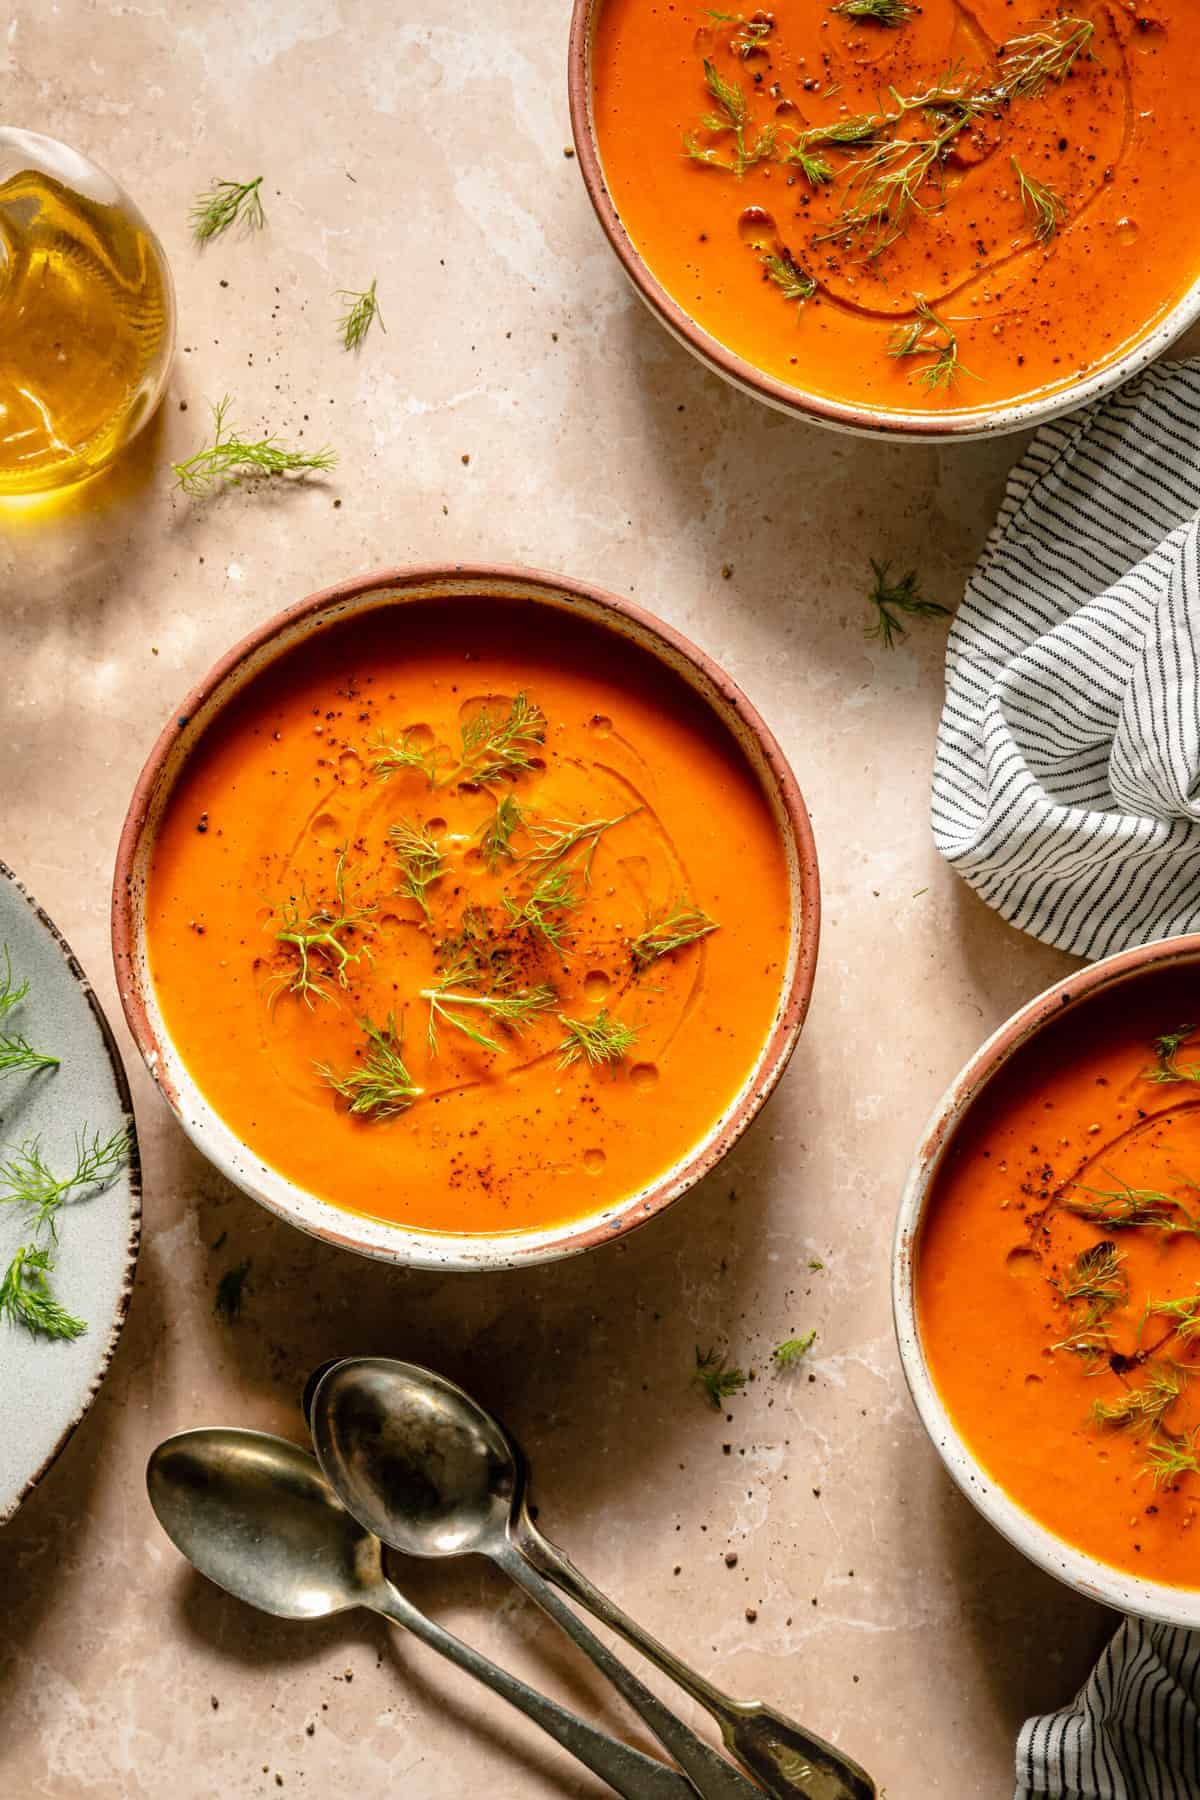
[0,861,140,1524]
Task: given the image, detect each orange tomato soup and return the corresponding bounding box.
[591,2,1199,415]
[145,599,792,1236]
[918,972,1200,1589]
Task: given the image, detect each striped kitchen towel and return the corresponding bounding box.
[1016,1616,1200,1799]
[932,358,1200,961]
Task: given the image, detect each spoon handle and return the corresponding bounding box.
[519,1525,876,1800]
[372,1579,692,1800]
[495,1544,764,1800]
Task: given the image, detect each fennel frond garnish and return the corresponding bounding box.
[1144,1025,1200,1086]
[317,1014,422,1118]
[556,1009,638,1069]
[864,559,950,649]
[695,1344,748,1409]
[684,59,776,176]
[0,946,59,1079]
[173,397,336,495]
[1011,158,1067,242]
[389,819,444,920]
[421,965,556,1055]
[338,278,385,351]
[271,853,374,1005]
[477,795,525,872]
[774,1331,817,1366]
[630,901,718,968]
[888,298,975,391]
[524,811,635,881]
[0,1247,84,1341]
[452,694,547,787]
[996,17,1095,101]
[832,0,914,22]
[502,868,582,953]
[190,177,266,244]
[761,249,817,309]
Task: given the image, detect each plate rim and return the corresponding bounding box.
[0,858,142,1524]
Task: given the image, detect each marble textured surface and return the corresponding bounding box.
[6,2,1191,1794]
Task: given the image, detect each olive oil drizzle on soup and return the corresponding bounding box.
[145,602,792,1236]
[591,2,1195,414]
[918,975,1200,1590]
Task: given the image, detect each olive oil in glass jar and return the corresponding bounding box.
[0,129,175,496]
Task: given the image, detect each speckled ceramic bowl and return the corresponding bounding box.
[893,933,1200,1628]
[567,0,1200,443]
[112,564,819,1273]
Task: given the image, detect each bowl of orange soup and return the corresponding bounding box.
[113,566,818,1270]
[570,1,1200,439]
[895,935,1200,1624]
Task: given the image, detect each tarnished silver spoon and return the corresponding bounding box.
[309,1358,876,1800]
[147,1426,695,1800]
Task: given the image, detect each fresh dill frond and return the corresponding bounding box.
[0,1246,85,1341]
[630,900,719,969]
[996,17,1095,101]
[832,0,914,22]
[317,1013,422,1119]
[1143,1428,1200,1491]
[214,1258,251,1324]
[0,1127,131,1240]
[477,795,525,872]
[369,726,436,785]
[173,397,336,496]
[1090,1365,1189,1434]
[389,818,444,921]
[1056,1240,1128,1323]
[1011,157,1067,243]
[888,298,975,391]
[524,811,635,881]
[761,248,817,308]
[190,176,266,244]
[706,10,774,55]
[452,694,547,787]
[271,851,374,1006]
[502,867,582,954]
[421,968,556,1056]
[1145,1025,1200,1086]
[0,946,59,1078]
[556,1008,638,1070]
[0,946,29,1020]
[774,1330,816,1367]
[864,558,951,649]
[338,278,385,351]
[684,59,776,176]
[0,1036,59,1079]
[695,1344,748,1410]
[1064,1181,1200,1236]
[1149,1293,1200,1343]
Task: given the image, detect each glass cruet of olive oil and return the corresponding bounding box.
[0,128,175,496]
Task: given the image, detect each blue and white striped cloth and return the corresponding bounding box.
[1017,1617,1200,1800]
[932,359,1200,961]
[931,359,1200,1796]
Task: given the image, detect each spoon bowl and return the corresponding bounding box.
[147,1426,383,1619]
[309,1358,519,1560]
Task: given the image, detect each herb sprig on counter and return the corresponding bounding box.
[338,278,384,351]
[864,559,950,649]
[174,397,336,495]
[695,1344,748,1408]
[190,176,266,244]
[774,1330,817,1367]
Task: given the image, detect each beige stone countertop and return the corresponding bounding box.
[8,3,1183,1796]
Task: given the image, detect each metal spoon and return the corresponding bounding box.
[147,1426,695,1800]
[309,1359,875,1800]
